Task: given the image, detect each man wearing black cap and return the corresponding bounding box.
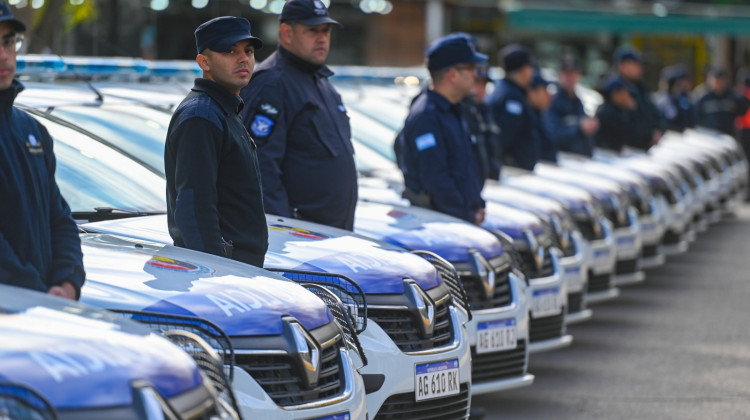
[613,47,664,150]
[240,0,357,230]
[595,76,638,152]
[694,67,750,137]
[486,44,541,170]
[396,33,488,225]
[544,55,599,157]
[0,1,84,300]
[653,64,695,133]
[165,16,268,267]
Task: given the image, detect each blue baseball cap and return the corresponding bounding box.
[501,44,533,73]
[529,70,551,89]
[426,33,488,71]
[195,16,262,54]
[614,47,642,64]
[0,2,26,32]
[601,75,631,98]
[280,0,341,27]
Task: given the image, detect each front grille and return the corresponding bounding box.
[471,340,527,383]
[662,230,681,246]
[529,313,565,343]
[236,336,344,407]
[642,244,659,258]
[551,229,576,257]
[517,248,555,278]
[615,258,638,275]
[588,272,612,293]
[576,219,604,241]
[368,298,453,352]
[567,291,584,314]
[459,268,512,310]
[374,383,470,420]
[605,209,631,229]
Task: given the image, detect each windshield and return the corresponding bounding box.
[35,113,167,212]
[348,108,399,161]
[49,104,172,174]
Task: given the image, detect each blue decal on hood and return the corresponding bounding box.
[269,225,331,240]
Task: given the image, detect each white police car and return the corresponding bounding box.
[0,284,228,420]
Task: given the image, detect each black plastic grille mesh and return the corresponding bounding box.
[374,383,470,420]
[368,299,453,352]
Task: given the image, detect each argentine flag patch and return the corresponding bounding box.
[415,133,437,151]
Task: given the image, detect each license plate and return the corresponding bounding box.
[311,414,350,420]
[594,248,611,258]
[531,288,562,317]
[617,236,635,245]
[415,359,460,402]
[476,319,517,354]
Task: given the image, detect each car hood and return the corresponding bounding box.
[481,201,546,239]
[0,285,202,409]
[534,162,625,197]
[82,215,440,295]
[80,233,333,336]
[500,174,593,213]
[353,201,504,262]
[482,182,569,219]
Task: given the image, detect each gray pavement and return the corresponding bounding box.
[474,205,750,420]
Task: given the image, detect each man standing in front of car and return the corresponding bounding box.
[165,16,268,267]
[396,34,488,226]
[0,2,84,300]
[241,0,357,230]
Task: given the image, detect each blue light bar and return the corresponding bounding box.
[16,55,66,73]
[16,55,201,80]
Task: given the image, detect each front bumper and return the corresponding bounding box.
[560,232,592,325]
[466,273,534,394]
[527,251,573,354]
[612,210,645,287]
[582,225,619,304]
[359,307,472,418]
[231,349,368,420]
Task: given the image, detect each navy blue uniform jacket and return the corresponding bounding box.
[240,47,357,230]
[396,89,485,223]
[486,78,541,170]
[545,90,594,157]
[695,90,750,136]
[165,78,268,268]
[0,80,84,297]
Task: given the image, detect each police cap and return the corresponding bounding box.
[280,0,341,27]
[426,33,488,71]
[559,55,581,73]
[195,16,262,54]
[501,44,533,73]
[0,1,26,32]
[613,47,642,64]
[601,75,630,99]
[529,70,551,89]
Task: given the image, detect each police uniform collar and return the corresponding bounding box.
[191,78,244,114]
[504,77,528,93]
[0,79,24,111]
[278,46,333,78]
[427,89,461,113]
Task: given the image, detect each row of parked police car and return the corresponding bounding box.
[3,55,748,420]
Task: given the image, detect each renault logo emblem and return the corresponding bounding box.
[404,280,435,337]
[287,321,321,388]
[469,250,495,300]
[524,230,544,271]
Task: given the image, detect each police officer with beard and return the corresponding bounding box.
[241,0,356,230]
[396,34,488,225]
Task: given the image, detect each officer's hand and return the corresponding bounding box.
[48,282,77,301]
[474,209,486,226]
[652,130,663,146]
[580,117,599,135]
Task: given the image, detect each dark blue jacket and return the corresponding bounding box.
[695,90,750,136]
[544,90,594,157]
[486,78,540,170]
[462,97,501,180]
[0,80,84,297]
[396,89,485,223]
[165,78,268,268]
[653,91,696,133]
[594,101,638,153]
[532,108,557,163]
[240,47,357,230]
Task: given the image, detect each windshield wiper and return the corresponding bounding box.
[72,207,166,222]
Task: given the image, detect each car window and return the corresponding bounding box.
[348,108,399,161]
[37,115,167,212]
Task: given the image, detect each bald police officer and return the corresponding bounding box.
[165,16,268,267]
[241,0,357,230]
[396,34,488,226]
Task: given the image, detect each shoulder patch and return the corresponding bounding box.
[415,132,437,151]
[505,100,523,115]
[251,114,275,138]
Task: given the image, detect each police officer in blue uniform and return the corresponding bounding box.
[165,16,268,267]
[0,4,84,300]
[240,0,357,230]
[695,67,750,137]
[544,56,599,157]
[527,70,557,163]
[595,76,638,152]
[396,34,488,225]
[653,64,696,133]
[486,45,540,170]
